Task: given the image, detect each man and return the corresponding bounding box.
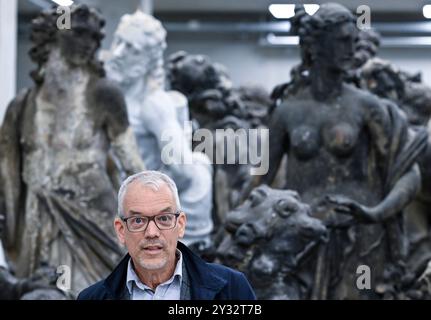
[77,171,256,300]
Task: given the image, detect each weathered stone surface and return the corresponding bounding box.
[0,4,145,297]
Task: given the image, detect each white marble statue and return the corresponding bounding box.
[0,242,6,269]
[104,11,213,247]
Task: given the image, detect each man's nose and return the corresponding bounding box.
[145,220,160,237]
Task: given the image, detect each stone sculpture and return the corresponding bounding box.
[352,40,431,284]
[167,51,270,131]
[0,5,145,296]
[263,3,428,299]
[216,185,328,299]
[167,51,271,224]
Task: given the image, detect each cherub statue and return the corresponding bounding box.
[167,51,270,131]
[166,51,271,224]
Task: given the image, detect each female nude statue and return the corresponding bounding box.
[265,3,428,299]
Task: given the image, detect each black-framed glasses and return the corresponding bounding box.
[121,211,181,233]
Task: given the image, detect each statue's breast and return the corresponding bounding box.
[289,120,359,160]
[322,121,359,157]
[290,125,320,160]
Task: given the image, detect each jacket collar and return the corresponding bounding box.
[103,241,227,300]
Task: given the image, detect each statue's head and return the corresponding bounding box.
[30,4,105,83]
[167,51,232,96]
[104,10,166,84]
[360,58,431,125]
[360,58,404,101]
[353,29,381,68]
[292,3,357,72]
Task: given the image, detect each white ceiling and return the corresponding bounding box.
[18,0,431,15]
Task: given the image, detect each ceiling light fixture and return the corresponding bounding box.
[304,4,320,16]
[266,33,299,45]
[51,0,74,6]
[423,5,431,19]
[269,4,296,19]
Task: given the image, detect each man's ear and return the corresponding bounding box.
[114,217,126,245]
[178,212,187,239]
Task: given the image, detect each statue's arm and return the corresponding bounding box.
[93,79,145,176]
[0,89,28,248]
[363,97,421,221]
[239,105,288,201]
[261,104,288,186]
[367,164,420,222]
[141,92,194,190]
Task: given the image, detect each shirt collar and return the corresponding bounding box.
[126,249,183,295]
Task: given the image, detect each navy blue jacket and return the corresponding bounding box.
[77,241,256,300]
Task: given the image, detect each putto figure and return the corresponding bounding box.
[264,3,428,299]
[104,11,213,249]
[167,51,271,225]
[167,51,270,131]
[0,5,145,296]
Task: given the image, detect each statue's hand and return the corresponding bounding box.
[324,213,355,229]
[19,266,58,295]
[325,195,377,224]
[0,265,59,299]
